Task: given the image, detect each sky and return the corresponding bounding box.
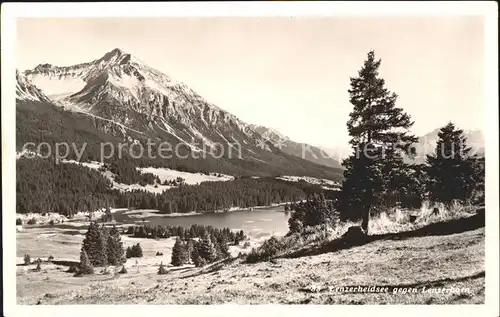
[16,17,485,151]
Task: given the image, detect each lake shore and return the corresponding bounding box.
[123,204,287,219]
[16,203,289,227]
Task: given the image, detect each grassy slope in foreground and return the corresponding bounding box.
[17,226,484,304]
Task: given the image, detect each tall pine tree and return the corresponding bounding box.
[338,51,417,232]
[106,225,125,266]
[171,237,188,266]
[81,221,108,267]
[199,232,217,264]
[426,122,477,204]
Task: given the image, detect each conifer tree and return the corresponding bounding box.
[171,237,188,266]
[186,239,195,263]
[35,258,42,272]
[82,221,108,267]
[426,122,477,204]
[125,246,132,259]
[130,243,143,258]
[191,240,203,267]
[199,232,217,264]
[24,254,31,265]
[338,51,417,232]
[157,261,168,275]
[79,249,94,275]
[217,235,230,259]
[107,225,125,265]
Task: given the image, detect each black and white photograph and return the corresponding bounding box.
[2,2,498,315]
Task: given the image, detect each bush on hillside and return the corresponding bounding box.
[245,236,284,264]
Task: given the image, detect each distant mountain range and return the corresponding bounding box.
[250,125,342,169]
[407,128,484,164]
[320,129,485,166]
[16,48,344,181]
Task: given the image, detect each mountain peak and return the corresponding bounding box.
[99,48,132,64]
[33,63,54,71]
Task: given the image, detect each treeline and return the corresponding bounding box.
[114,178,324,214]
[16,158,331,216]
[16,157,115,216]
[125,223,245,244]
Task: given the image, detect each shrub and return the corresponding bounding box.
[49,219,55,226]
[16,218,22,225]
[118,266,128,274]
[48,255,54,262]
[27,218,37,225]
[156,251,163,256]
[67,265,80,273]
[243,241,251,249]
[24,254,31,265]
[245,236,283,263]
[288,196,337,234]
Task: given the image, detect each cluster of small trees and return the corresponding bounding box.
[170,231,232,267]
[161,177,185,186]
[126,223,245,245]
[125,243,143,258]
[78,222,125,275]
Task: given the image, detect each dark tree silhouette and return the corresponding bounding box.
[426,122,478,204]
[337,51,417,232]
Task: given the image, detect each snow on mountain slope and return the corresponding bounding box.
[138,167,235,185]
[251,124,343,169]
[277,175,341,188]
[16,70,52,103]
[19,48,345,181]
[22,48,262,151]
[60,160,235,193]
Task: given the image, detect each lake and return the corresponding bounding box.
[113,206,292,238]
